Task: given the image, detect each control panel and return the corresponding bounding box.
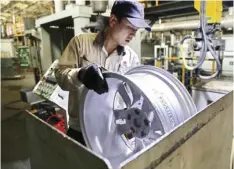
[33,60,58,99]
[33,60,69,111]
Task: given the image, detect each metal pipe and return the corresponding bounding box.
[212,60,215,74]
[190,70,193,87]
[164,57,216,61]
[54,0,63,13]
[151,17,234,31]
[182,60,185,85]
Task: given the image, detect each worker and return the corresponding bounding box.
[55,0,151,145]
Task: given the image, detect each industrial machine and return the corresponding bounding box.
[20,59,68,133]
[149,2,233,98]
[1,39,23,79]
[32,60,69,122]
[154,44,168,69]
[180,0,224,79]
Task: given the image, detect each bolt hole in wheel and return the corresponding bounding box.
[79,66,197,169]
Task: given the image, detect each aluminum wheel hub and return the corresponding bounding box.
[79,66,197,169]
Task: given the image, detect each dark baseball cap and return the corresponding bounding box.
[111,0,151,32]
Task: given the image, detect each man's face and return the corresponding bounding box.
[109,15,138,46]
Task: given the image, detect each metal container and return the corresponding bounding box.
[80,66,197,169]
[91,1,108,13]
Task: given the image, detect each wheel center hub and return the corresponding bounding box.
[124,108,150,139]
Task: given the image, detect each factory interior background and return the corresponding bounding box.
[0,0,234,169]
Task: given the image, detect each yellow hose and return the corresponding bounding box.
[182,60,185,85]
[180,44,197,71]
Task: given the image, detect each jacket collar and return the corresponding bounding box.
[93,30,126,56]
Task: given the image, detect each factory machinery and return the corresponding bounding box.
[146,1,233,93]
[21,1,233,169]
[145,1,234,112]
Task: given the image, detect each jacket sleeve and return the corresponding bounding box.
[54,36,83,91]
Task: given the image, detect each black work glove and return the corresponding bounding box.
[78,64,108,94]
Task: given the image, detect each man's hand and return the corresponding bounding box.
[78,64,108,94]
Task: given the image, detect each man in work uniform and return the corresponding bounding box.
[55,0,151,145]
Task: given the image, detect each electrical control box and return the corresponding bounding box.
[33,60,69,112]
[33,61,57,99]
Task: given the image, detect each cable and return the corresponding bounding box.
[4,100,24,110]
[180,0,208,71]
[180,0,221,79]
[180,36,204,70]
[198,0,221,79]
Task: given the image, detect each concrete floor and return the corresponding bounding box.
[1,72,35,169]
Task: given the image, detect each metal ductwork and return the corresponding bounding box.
[151,17,234,31]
